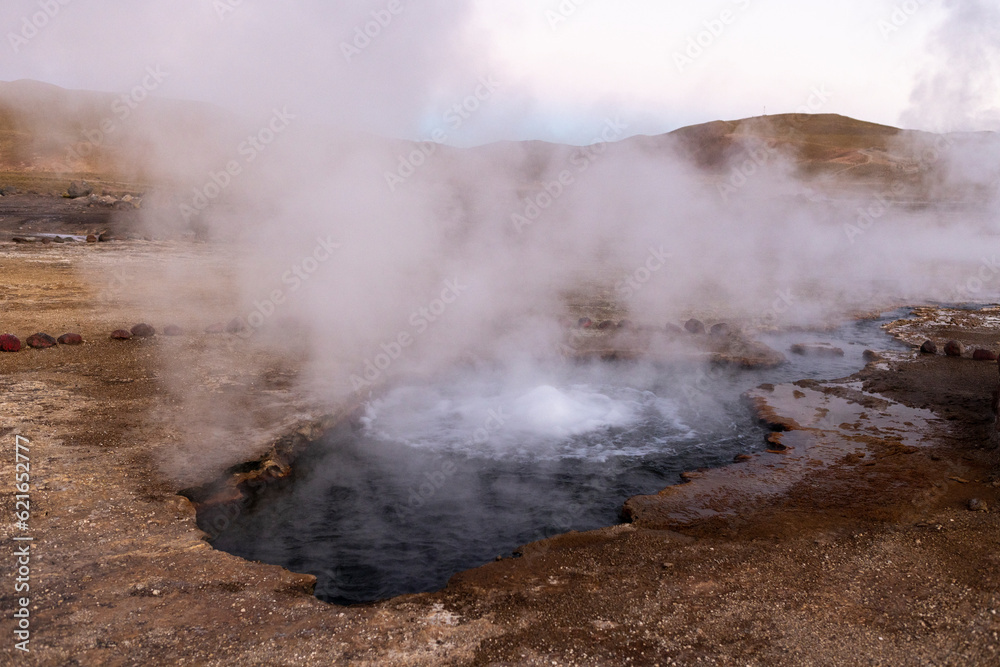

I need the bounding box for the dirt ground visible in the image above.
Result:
[1,195,999,666]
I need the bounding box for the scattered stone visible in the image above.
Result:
[110,329,133,340]
[790,343,845,357]
[86,235,98,243]
[130,323,156,338]
[973,349,998,362]
[57,333,84,345]
[98,232,115,242]
[920,340,938,355]
[968,498,988,512]
[710,323,732,337]
[205,323,226,334]
[12,237,35,244]
[225,318,247,334]
[163,325,184,336]
[684,319,706,334]
[617,319,633,330]
[65,180,93,198]
[0,186,18,196]
[0,334,22,352]
[577,317,592,329]
[596,320,614,330]
[26,333,57,349]
[944,340,964,357]
[733,454,753,463]
[863,350,882,362]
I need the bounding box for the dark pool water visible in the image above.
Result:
[211,311,911,605]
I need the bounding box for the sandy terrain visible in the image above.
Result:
[0,195,998,666]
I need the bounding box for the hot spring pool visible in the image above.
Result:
[211,311,911,604]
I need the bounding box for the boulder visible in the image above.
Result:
[26,333,57,349]
[86,235,98,243]
[0,334,22,352]
[944,340,964,357]
[110,329,133,340]
[130,323,156,338]
[596,320,615,330]
[790,343,845,357]
[709,323,732,337]
[66,181,93,198]
[162,325,184,336]
[57,333,84,345]
[973,349,998,362]
[684,319,706,334]
[920,340,938,355]
[577,318,592,329]
[968,498,988,512]
[225,318,247,334]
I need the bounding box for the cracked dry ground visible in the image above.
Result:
[0,241,999,666]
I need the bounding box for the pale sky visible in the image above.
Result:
[0,0,997,144]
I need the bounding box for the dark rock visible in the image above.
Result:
[205,323,226,334]
[98,232,114,242]
[0,186,18,196]
[57,333,84,345]
[944,340,964,357]
[0,334,22,352]
[86,235,98,243]
[920,340,938,355]
[130,323,156,338]
[66,180,93,198]
[973,349,998,362]
[163,325,184,336]
[26,333,57,349]
[863,350,882,362]
[617,319,633,330]
[684,319,706,334]
[733,454,753,463]
[596,320,614,330]
[968,498,988,512]
[110,329,133,340]
[225,318,247,334]
[577,317,592,329]
[709,323,732,337]
[790,343,845,357]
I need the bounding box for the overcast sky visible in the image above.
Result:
[1,0,997,144]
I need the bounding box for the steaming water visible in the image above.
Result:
[212,311,910,605]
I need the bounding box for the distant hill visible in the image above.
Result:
[0,80,995,199]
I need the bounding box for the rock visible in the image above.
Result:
[710,323,732,337]
[944,340,964,357]
[205,323,226,334]
[596,320,615,330]
[664,323,684,336]
[66,181,93,198]
[57,333,83,345]
[162,325,184,336]
[920,340,938,355]
[617,319,633,330]
[790,343,845,357]
[225,318,247,334]
[684,319,706,334]
[98,232,114,242]
[577,318,592,329]
[130,323,156,338]
[0,334,22,352]
[0,186,18,196]
[968,498,988,512]
[26,333,57,349]
[86,235,98,243]
[973,349,998,362]
[733,454,753,463]
[110,329,133,340]
[863,350,882,362]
